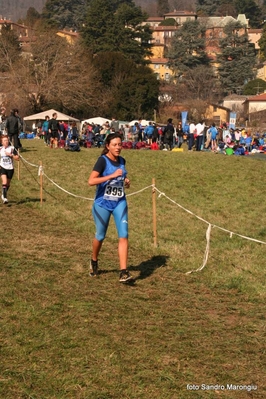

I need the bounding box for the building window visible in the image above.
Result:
[154,64,160,69]
[165,73,170,80]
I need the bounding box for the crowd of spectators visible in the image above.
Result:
[4,111,265,157]
[80,119,266,155]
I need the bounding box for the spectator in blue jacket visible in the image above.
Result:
[144,122,154,144]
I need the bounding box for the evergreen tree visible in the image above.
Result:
[258,22,266,60]
[92,52,159,120]
[216,2,237,17]
[41,0,87,30]
[243,78,266,95]
[25,7,40,27]
[196,0,220,16]
[157,0,169,17]
[234,0,262,28]
[81,0,152,65]
[217,21,256,95]
[167,20,209,73]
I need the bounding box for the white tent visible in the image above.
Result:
[82,117,112,126]
[23,109,80,122]
[129,119,154,127]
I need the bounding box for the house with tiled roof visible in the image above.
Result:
[223,95,248,114]
[145,17,164,29]
[199,14,249,64]
[57,30,79,45]
[248,29,263,52]
[149,57,172,81]
[244,92,266,114]
[0,18,36,50]
[144,10,197,81]
[163,10,197,25]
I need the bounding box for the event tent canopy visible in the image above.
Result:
[23,109,80,122]
[82,117,112,126]
[129,119,155,127]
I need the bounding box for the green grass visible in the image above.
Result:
[0,139,265,398]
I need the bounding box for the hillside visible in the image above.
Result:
[0,0,196,22]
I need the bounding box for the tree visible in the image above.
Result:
[81,0,152,65]
[182,65,219,101]
[41,0,87,30]
[92,52,159,120]
[196,0,220,15]
[159,18,176,26]
[217,21,256,95]
[243,78,266,95]
[0,25,21,73]
[167,20,209,74]
[258,23,266,60]
[157,0,169,17]
[234,0,262,28]
[10,32,101,116]
[25,7,40,27]
[216,2,237,17]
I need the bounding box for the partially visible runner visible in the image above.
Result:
[88,133,133,283]
[0,136,19,203]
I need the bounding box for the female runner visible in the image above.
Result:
[88,133,132,282]
[0,136,19,203]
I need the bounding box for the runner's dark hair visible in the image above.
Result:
[101,132,122,155]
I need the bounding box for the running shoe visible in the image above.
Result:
[1,195,8,204]
[89,259,99,276]
[119,270,133,283]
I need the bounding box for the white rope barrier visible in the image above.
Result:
[186,223,212,275]
[43,172,95,201]
[19,153,153,201]
[154,187,266,274]
[127,185,153,197]
[19,153,39,168]
[38,165,43,176]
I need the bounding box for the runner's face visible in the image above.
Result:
[2,137,9,148]
[107,138,122,157]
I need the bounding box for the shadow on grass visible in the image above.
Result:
[19,147,37,152]
[15,197,45,205]
[129,255,169,281]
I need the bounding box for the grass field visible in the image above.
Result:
[0,139,265,399]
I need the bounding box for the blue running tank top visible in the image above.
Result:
[94,155,127,211]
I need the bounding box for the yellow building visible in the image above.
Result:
[57,30,79,45]
[149,58,172,81]
[205,104,231,125]
[147,25,178,81]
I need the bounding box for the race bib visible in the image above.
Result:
[2,155,12,166]
[103,182,124,201]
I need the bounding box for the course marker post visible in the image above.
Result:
[17,149,20,180]
[39,161,43,205]
[152,178,157,247]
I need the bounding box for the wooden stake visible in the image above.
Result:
[17,149,20,180]
[40,161,43,205]
[152,178,157,247]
